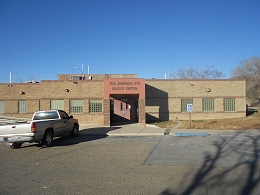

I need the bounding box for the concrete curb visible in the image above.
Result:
[107,133,164,136]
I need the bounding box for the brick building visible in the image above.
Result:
[0,74,246,126]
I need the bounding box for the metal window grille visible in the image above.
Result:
[18,101,26,113]
[0,101,5,113]
[202,99,214,112]
[70,100,83,113]
[50,100,64,110]
[181,99,193,112]
[224,98,236,111]
[89,100,102,113]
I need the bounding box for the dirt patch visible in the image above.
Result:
[149,120,177,128]
[151,113,260,130]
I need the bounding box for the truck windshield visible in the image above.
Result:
[33,111,59,120]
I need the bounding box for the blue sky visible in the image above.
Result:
[0,0,260,82]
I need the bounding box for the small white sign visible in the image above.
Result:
[187,104,193,112]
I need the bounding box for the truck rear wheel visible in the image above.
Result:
[10,142,22,149]
[41,131,54,147]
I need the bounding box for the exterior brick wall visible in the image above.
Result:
[145,79,246,121]
[58,74,137,81]
[103,99,110,126]
[138,99,146,125]
[0,75,246,125]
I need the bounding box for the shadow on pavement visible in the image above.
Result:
[41,126,121,147]
[160,130,260,195]
[21,127,121,148]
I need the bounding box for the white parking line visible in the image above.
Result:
[219,133,260,165]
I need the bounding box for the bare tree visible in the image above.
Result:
[28,74,36,82]
[169,65,224,79]
[16,78,23,83]
[232,56,260,100]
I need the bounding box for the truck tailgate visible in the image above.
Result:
[0,122,32,135]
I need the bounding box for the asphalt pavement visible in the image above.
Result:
[1,122,260,194]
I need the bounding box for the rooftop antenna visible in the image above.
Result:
[67,64,78,74]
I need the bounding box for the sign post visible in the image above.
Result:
[187,104,193,129]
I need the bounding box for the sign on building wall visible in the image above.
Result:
[187,104,193,112]
[104,78,145,98]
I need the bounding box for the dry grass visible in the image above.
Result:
[151,112,260,130]
[150,120,177,128]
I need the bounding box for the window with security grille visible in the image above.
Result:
[0,101,5,113]
[181,99,193,112]
[70,100,83,113]
[89,100,102,113]
[202,99,214,112]
[224,98,235,111]
[18,101,26,113]
[50,100,64,110]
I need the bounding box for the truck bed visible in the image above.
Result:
[0,122,29,126]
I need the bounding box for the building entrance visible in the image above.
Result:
[104,78,145,126]
[110,95,138,123]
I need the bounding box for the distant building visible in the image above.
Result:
[0,73,246,126]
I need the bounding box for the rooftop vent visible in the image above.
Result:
[70,76,86,80]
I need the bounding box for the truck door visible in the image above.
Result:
[59,111,74,133]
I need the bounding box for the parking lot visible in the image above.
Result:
[1,127,260,195]
[144,133,260,167]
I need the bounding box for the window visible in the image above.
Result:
[18,101,26,113]
[0,101,5,113]
[202,99,214,112]
[33,111,59,120]
[70,100,83,113]
[181,99,193,112]
[89,100,102,113]
[50,100,64,110]
[224,98,235,111]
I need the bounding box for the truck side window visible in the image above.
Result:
[60,111,69,119]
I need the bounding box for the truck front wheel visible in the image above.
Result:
[41,131,54,147]
[70,125,79,137]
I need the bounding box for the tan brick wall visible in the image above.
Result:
[139,99,146,125]
[58,74,137,80]
[77,114,104,125]
[0,81,104,124]
[103,99,110,126]
[145,79,246,121]
[0,77,246,124]
[146,79,245,98]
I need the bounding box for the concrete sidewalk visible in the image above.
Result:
[79,123,251,136]
[80,123,165,136]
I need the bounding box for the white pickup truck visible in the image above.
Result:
[0,110,79,149]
